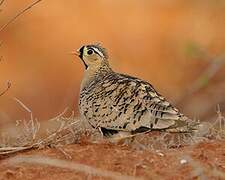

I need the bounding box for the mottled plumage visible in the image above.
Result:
[76,43,198,138]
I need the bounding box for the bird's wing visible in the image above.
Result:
[139,84,186,130]
[88,73,194,132]
[116,74,185,131]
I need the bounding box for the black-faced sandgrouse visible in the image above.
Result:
[75,43,199,138]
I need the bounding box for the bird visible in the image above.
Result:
[75,43,199,139]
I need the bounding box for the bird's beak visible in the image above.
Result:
[69,49,80,56]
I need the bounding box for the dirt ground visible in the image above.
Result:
[0,139,224,180]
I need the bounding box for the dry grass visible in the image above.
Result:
[0,96,224,155]
[0,0,224,157]
[0,105,224,155]
[0,98,92,155]
[205,105,225,139]
[0,102,224,180]
[131,105,225,150]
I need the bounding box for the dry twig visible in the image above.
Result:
[0,0,44,33]
[8,155,143,180]
[0,81,11,97]
[0,146,34,155]
[13,97,40,141]
[0,0,5,7]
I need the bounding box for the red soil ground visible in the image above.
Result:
[0,139,224,180]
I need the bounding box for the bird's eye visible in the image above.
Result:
[87,49,93,55]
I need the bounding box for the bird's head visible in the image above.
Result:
[75,43,109,70]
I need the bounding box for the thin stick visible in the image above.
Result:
[0,146,33,155]
[13,97,32,113]
[49,107,69,121]
[0,0,43,33]
[0,0,5,6]
[8,155,143,180]
[0,81,11,96]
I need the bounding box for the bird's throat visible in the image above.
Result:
[81,63,111,90]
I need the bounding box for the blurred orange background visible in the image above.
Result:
[0,0,225,126]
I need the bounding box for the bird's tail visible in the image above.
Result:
[165,116,200,133]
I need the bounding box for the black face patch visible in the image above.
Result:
[78,46,88,69]
[78,46,84,59]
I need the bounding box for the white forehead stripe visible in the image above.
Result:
[92,47,104,57]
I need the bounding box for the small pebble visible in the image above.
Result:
[180,159,188,164]
[156,150,164,157]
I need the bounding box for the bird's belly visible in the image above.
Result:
[79,94,150,131]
